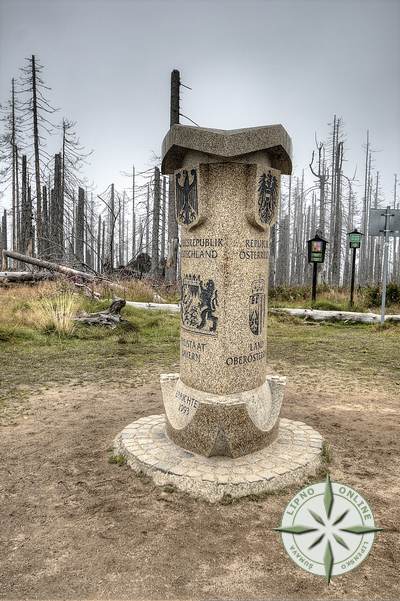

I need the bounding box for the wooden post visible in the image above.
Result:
[170,69,180,127]
[312,263,318,302]
[166,69,181,285]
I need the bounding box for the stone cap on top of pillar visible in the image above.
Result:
[161,124,292,175]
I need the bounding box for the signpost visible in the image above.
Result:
[307,233,327,302]
[368,206,400,324]
[347,229,363,307]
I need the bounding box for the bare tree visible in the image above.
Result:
[131,164,136,260]
[61,118,92,261]
[309,139,329,235]
[19,55,57,256]
[0,78,24,259]
[331,141,344,286]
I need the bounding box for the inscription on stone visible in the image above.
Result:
[181,337,207,363]
[239,239,268,260]
[176,389,199,415]
[226,340,265,366]
[181,274,218,335]
[181,237,223,259]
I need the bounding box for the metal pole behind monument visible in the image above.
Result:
[380,206,390,324]
[312,263,318,302]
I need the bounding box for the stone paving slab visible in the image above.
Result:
[114,416,323,503]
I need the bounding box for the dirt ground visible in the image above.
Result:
[1,347,399,601]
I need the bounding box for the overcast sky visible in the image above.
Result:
[1,0,399,207]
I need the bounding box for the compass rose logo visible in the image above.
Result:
[275,475,382,582]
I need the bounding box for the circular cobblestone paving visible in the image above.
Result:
[114,415,323,502]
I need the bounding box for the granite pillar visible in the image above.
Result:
[160,125,292,457]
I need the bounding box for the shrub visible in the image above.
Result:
[363,282,400,307]
[387,282,400,305]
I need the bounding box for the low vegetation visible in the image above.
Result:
[0,282,398,419]
[0,283,180,412]
[269,281,400,313]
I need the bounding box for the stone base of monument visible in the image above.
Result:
[114,415,323,503]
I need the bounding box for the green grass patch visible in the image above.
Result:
[108,454,127,466]
[1,286,399,418]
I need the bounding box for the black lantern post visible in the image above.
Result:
[348,229,363,307]
[307,232,328,302]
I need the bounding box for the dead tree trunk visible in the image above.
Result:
[309,142,329,236]
[331,142,344,286]
[0,271,56,283]
[276,213,289,286]
[15,146,20,254]
[51,153,63,260]
[145,183,150,254]
[42,185,49,258]
[108,183,115,271]
[96,215,101,273]
[360,131,370,285]
[11,78,16,257]
[166,176,178,285]
[74,298,126,327]
[75,187,85,264]
[2,249,124,293]
[20,155,33,256]
[151,166,161,274]
[31,55,43,257]
[0,210,7,267]
[161,175,166,264]
[101,219,105,273]
[131,164,136,260]
[166,69,180,285]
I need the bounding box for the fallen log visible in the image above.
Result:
[1,249,124,292]
[269,307,400,324]
[74,298,126,327]
[125,300,180,313]
[0,270,57,283]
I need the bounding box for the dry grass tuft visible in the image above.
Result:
[0,283,79,336]
[32,292,78,336]
[98,279,156,303]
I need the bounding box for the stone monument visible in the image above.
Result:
[115,124,323,502]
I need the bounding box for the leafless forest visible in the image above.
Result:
[0,59,399,289]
